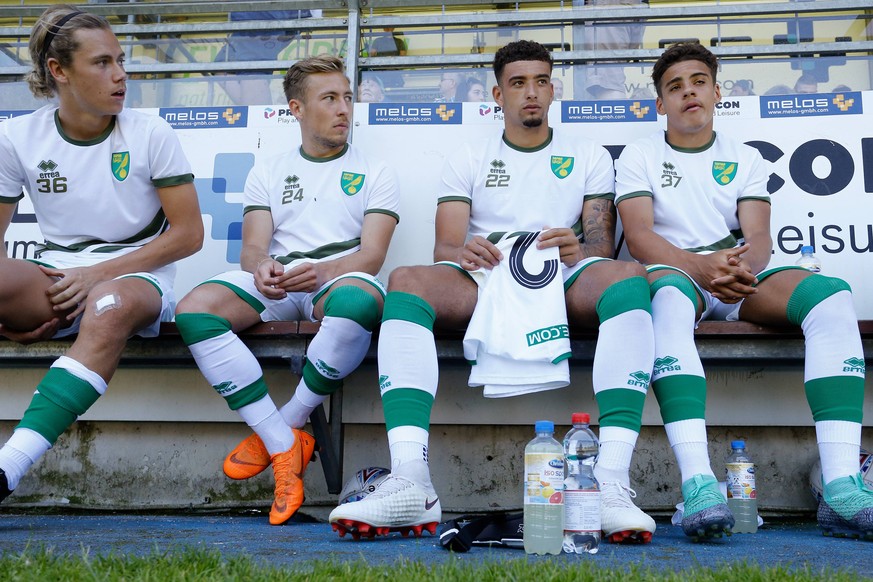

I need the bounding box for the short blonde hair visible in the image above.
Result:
[283,55,346,102]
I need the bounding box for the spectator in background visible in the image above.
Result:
[216,10,318,105]
[551,77,565,100]
[794,73,819,94]
[728,79,755,96]
[456,77,487,102]
[358,76,385,103]
[764,84,792,96]
[574,0,648,100]
[434,71,463,102]
[832,84,852,93]
[367,28,407,57]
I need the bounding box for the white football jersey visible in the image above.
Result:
[0,105,193,255]
[615,131,770,253]
[243,144,399,263]
[438,128,615,241]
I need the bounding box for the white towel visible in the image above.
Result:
[463,232,571,398]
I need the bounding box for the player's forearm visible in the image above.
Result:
[316,246,388,280]
[625,228,701,274]
[742,233,773,275]
[90,224,203,280]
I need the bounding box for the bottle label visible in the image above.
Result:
[524,453,564,505]
[563,489,600,532]
[726,462,756,499]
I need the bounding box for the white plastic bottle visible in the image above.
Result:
[725,440,758,533]
[523,420,564,555]
[562,412,601,554]
[795,245,822,273]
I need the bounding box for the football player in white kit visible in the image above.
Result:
[616,42,871,541]
[0,5,202,505]
[330,40,659,544]
[174,55,399,525]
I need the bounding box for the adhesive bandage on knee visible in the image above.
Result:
[93,293,122,316]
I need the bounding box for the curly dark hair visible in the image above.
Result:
[652,42,718,97]
[493,40,552,86]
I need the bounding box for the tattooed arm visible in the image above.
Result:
[536,197,616,267]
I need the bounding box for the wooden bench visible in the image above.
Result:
[2,320,872,495]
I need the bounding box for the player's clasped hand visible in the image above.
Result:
[39,264,103,320]
[460,236,502,271]
[0,319,61,345]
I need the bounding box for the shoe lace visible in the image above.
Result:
[684,477,723,515]
[272,453,294,490]
[601,482,638,508]
[827,474,873,515]
[367,475,415,500]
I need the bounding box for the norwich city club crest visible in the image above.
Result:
[341,172,365,196]
[550,156,574,179]
[712,161,737,185]
[112,151,130,181]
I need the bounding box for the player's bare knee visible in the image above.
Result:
[387,265,428,294]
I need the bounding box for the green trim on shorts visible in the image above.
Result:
[805,376,865,423]
[205,280,266,314]
[117,273,163,297]
[563,257,610,292]
[652,375,707,423]
[223,377,270,411]
[595,276,652,322]
[438,261,476,281]
[595,388,647,432]
[684,233,738,254]
[552,352,572,364]
[312,275,386,306]
[383,387,434,431]
[786,275,852,326]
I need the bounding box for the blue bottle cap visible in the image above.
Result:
[801,245,814,253]
[535,420,554,433]
[731,440,746,449]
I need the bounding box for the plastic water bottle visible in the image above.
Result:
[725,440,758,533]
[562,412,601,554]
[523,420,564,555]
[795,245,821,273]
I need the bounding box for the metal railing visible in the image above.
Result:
[0,0,870,106]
